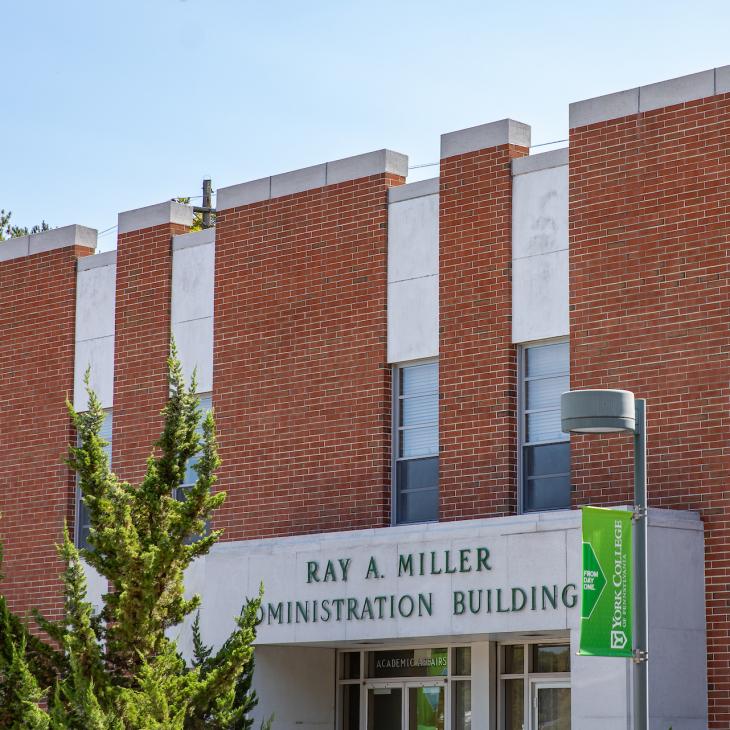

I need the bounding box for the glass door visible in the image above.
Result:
[530,680,570,730]
[406,682,445,730]
[367,685,403,730]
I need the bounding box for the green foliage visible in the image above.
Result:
[0,209,51,240]
[189,601,272,730]
[0,546,52,729]
[0,346,267,728]
[0,211,10,240]
[0,634,49,730]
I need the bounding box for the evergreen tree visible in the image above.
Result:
[190,608,273,730]
[0,636,49,730]
[0,209,51,240]
[0,346,268,728]
[0,546,53,730]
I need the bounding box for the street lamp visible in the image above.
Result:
[561,389,648,730]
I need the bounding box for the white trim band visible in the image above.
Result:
[217,149,409,211]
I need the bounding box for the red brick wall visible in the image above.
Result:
[569,94,730,727]
[0,244,93,619]
[112,222,189,483]
[213,172,403,540]
[439,142,528,520]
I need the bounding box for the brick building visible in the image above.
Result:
[1,64,728,728]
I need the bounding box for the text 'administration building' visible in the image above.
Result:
[1,64,728,729]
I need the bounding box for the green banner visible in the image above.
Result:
[579,506,633,657]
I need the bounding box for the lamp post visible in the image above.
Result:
[561,389,648,730]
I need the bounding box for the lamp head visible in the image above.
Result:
[561,389,636,434]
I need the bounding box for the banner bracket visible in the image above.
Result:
[632,505,647,522]
[632,649,649,664]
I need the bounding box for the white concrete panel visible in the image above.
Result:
[388,194,439,282]
[650,628,707,723]
[388,177,438,203]
[326,149,408,186]
[218,150,408,209]
[81,559,107,615]
[512,250,569,343]
[171,557,211,660]
[648,721,708,730]
[0,235,30,261]
[470,641,492,730]
[512,164,568,259]
[76,263,116,341]
[251,646,335,730]
[172,317,213,393]
[570,87,639,128]
[192,511,584,648]
[491,529,571,633]
[441,119,531,158]
[217,176,271,210]
[29,224,97,255]
[172,227,215,252]
[570,628,631,727]
[570,64,725,128]
[512,148,568,176]
[118,200,193,234]
[565,527,582,630]
[175,550,259,661]
[171,243,215,322]
[647,516,707,727]
[575,720,631,730]
[639,69,714,113]
[649,521,706,631]
[387,276,438,363]
[271,164,327,198]
[717,64,730,94]
[74,336,114,410]
[1,226,97,262]
[77,250,116,271]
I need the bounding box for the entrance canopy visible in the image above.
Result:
[181,508,705,729]
[193,510,586,648]
[186,508,701,649]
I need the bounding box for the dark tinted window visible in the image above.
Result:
[76,410,112,549]
[395,363,439,524]
[521,343,571,512]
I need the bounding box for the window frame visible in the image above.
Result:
[497,638,571,730]
[174,391,213,503]
[391,357,439,527]
[74,408,113,550]
[335,644,472,730]
[517,339,571,514]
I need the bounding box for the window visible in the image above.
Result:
[338,652,362,730]
[174,393,213,504]
[451,646,472,730]
[499,642,571,730]
[393,362,439,525]
[75,409,112,550]
[74,395,211,549]
[519,342,571,512]
[336,645,471,730]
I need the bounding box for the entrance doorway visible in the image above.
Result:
[499,641,571,730]
[338,646,470,730]
[366,681,445,730]
[530,680,570,730]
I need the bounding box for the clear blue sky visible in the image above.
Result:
[2,0,729,251]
